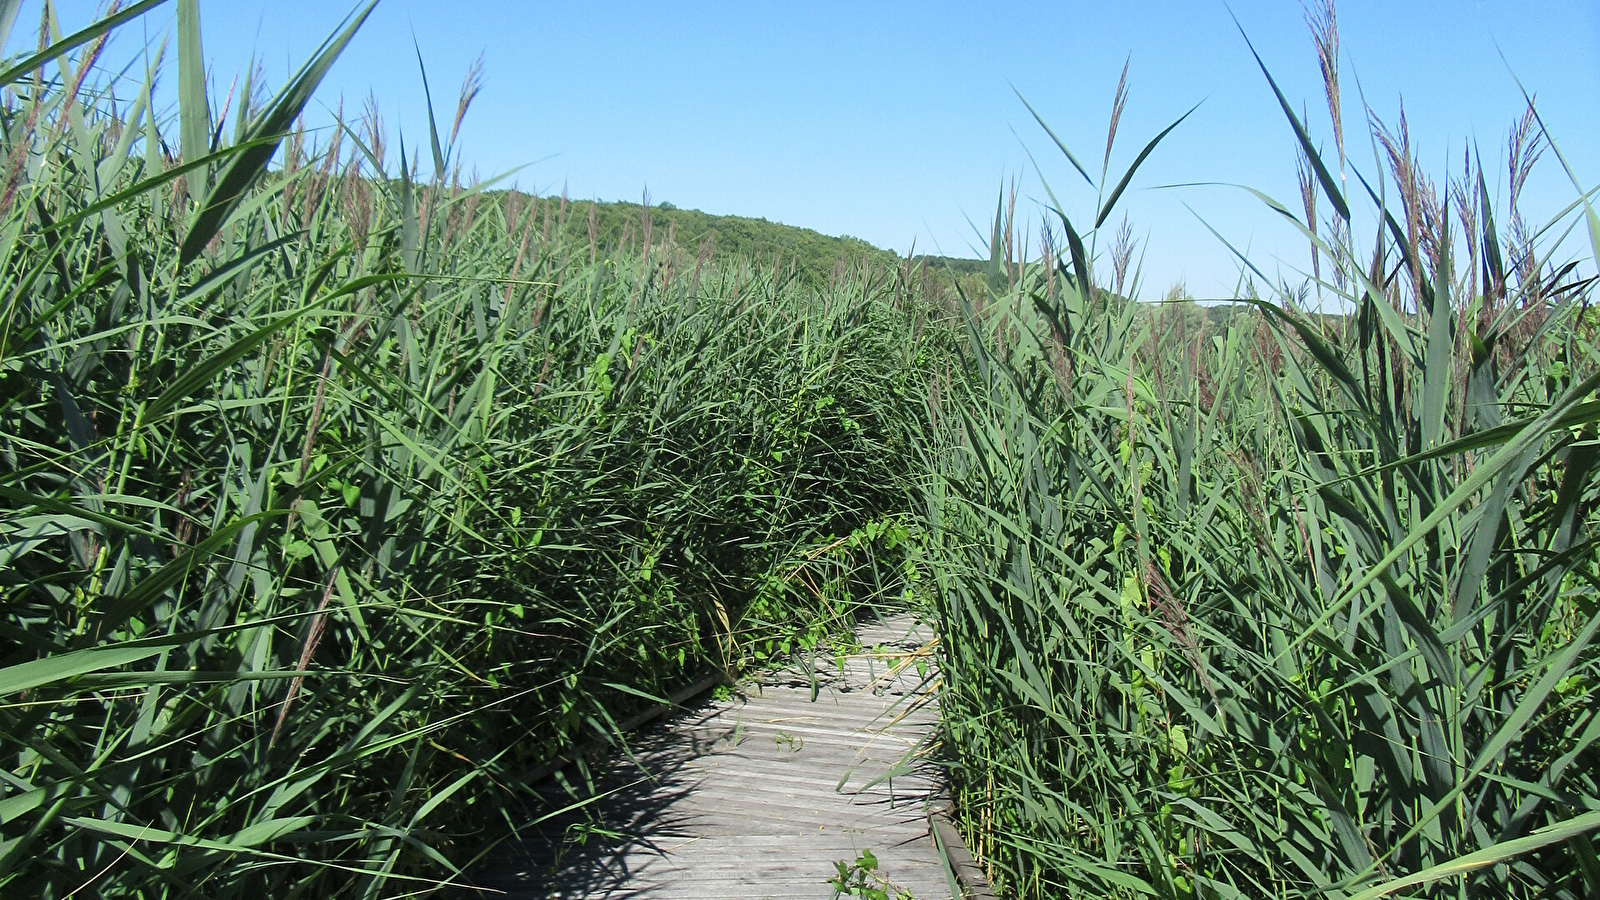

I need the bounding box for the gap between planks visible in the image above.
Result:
[472,612,953,899]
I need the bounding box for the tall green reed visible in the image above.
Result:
[0,4,943,896]
[926,10,1600,897]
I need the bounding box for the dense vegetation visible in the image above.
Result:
[0,3,941,896]
[927,10,1600,898]
[2,3,1598,899]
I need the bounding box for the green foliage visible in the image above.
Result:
[926,42,1600,900]
[830,849,916,900]
[0,7,944,897]
[7,5,1596,900]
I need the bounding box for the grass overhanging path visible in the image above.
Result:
[474,612,950,899]
[7,3,1599,896]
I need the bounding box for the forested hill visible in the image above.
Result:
[489,191,985,284]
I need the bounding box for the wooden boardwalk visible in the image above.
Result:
[478,614,950,899]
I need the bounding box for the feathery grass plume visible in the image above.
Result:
[451,51,484,147]
[208,71,238,145]
[1111,213,1135,297]
[281,114,304,216]
[56,0,118,120]
[1104,56,1129,173]
[1305,0,1343,171]
[1296,105,1321,283]
[1373,103,1444,304]
[1002,178,1019,283]
[360,88,384,170]
[1451,147,1481,302]
[1507,96,1545,288]
[300,97,342,228]
[0,9,47,217]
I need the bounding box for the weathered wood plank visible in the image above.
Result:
[474,613,949,899]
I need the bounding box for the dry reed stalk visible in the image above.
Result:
[1144,560,1214,699]
[587,201,599,262]
[269,565,341,751]
[640,190,654,267]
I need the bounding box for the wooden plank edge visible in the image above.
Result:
[928,799,998,900]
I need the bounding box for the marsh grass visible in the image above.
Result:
[926,11,1600,898]
[0,4,942,895]
[7,3,1599,898]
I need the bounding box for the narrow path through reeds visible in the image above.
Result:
[478,613,948,899]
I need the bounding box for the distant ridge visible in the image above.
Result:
[491,191,984,285]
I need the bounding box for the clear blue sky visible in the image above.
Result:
[21,1,1600,299]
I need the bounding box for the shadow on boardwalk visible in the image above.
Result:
[470,614,948,900]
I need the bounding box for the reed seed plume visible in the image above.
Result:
[0,10,48,217]
[1451,147,1481,302]
[588,199,599,261]
[268,566,341,751]
[0,79,41,217]
[1111,214,1136,297]
[1507,96,1545,286]
[1508,97,1545,214]
[451,52,485,147]
[211,72,239,145]
[303,99,344,229]
[1373,103,1443,299]
[360,90,385,172]
[1305,0,1343,170]
[1144,560,1214,700]
[1104,57,1130,173]
[1296,105,1321,283]
[58,0,119,119]
[246,59,268,121]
